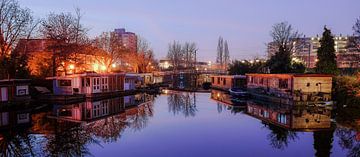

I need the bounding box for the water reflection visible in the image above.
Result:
[167,91,197,117]
[0,106,36,156]
[1,90,360,156]
[0,93,155,156]
[210,89,246,114]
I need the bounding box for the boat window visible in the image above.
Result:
[58,80,71,87]
[279,79,288,89]
[217,78,220,84]
[223,79,226,85]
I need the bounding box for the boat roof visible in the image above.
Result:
[245,73,333,78]
[46,72,126,80]
[211,75,246,78]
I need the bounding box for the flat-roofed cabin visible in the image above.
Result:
[246,74,333,101]
[210,75,247,91]
[47,73,125,96]
[0,79,31,104]
[124,74,141,91]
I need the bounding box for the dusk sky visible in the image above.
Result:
[18,0,360,62]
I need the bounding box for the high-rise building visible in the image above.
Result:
[267,35,360,69]
[113,28,137,52]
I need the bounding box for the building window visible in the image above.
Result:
[279,79,288,89]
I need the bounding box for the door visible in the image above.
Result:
[0,87,8,102]
[93,77,101,93]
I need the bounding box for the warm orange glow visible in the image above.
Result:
[93,63,99,71]
[101,65,107,71]
[112,63,116,68]
[69,64,75,70]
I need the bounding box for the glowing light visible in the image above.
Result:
[217,93,220,97]
[69,64,75,70]
[111,63,116,68]
[241,60,245,63]
[204,68,207,71]
[93,64,99,71]
[250,60,254,64]
[315,59,319,62]
[163,61,170,69]
[196,68,199,71]
[101,65,107,71]
[163,89,169,94]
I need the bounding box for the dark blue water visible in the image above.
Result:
[0,91,359,157]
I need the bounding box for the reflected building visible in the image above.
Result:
[246,100,332,131]
[0,110,31,129]
[51,94,154,123]
[210,89,246,114]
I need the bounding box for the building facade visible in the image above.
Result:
[267,35,360,69]
[113,28,137,52]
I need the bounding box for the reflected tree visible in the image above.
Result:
[45,121,99,157]
[313,129,334,157]
[336,128,360,157]
[0,130,37,157]
[85,115,127,143]
[127,102,154,131]
[265,123,298,150]
[167,92,197,117]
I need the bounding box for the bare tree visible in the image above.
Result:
[216,36,224,65]
[350,17,360,51]
[40,8,89,76]
[125,36,155,73]
[268,22,303,73]
[224,40,230,69]
[270,22,302,53]
[0,0,34,57]
[167,41,183,71]
[92,31,127,71]
[182,42,197,68]
[40,8,88,44]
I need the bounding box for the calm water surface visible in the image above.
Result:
[1,91,360,157]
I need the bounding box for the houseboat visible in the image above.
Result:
[246,74,333,103]
[125,74,141,90]
[47,72,127,99]
[137,73,154,86]
[210,75,248,97]
[0,79,31,104]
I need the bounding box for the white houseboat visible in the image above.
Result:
[47,73,126,98]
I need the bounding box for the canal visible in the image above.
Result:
[0,90,360,157]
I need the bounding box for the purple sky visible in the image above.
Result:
[18,0,360,61]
